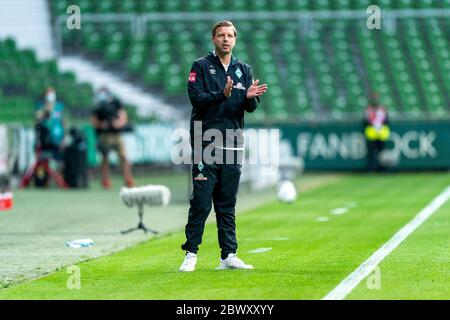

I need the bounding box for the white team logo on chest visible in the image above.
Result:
[233,82,246,90]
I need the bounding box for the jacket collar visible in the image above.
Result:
[206,50,237,68]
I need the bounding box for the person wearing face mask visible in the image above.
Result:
[91,87,134,189]
[35,87,66,164]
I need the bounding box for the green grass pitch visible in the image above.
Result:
[0,173,449,299]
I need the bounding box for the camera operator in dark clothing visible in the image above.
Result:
[91,87,134,189]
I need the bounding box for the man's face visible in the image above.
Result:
[212,26,236,55]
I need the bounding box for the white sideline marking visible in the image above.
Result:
[330,208,348,215]
[316,216,330,222]
[249,247,272,254]
[323,185,450,300]
[241,237,289,242]
[346,202,358,208]
[271,237,289,241]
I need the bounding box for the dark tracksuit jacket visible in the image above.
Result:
[181,52,260,258]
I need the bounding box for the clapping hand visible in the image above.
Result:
[223,76,234,98]
[246,79,268,99]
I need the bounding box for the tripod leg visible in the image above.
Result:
[139,204,157,234]
[143,226,159,234]
[46,163,69,189]
[121,227,140,234]
[121,204,159,235]
[20,162,37,188]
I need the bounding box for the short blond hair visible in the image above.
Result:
[211,20,237,37]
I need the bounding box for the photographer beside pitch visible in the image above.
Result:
[179,21,268,272]
[91,87,134,189]
[34,87,66,175]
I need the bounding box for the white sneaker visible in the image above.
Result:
[216,253,254,270]
[179,252,197,272]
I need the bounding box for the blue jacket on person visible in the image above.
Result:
[35,101,65,146]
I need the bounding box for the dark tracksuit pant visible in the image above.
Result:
[367,139,385,172]
[181,152,242,259]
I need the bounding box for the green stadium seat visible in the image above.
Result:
[117,0,138,13]
[332,0,351,10]
[37,1,450,122]
[313,0,330,10]
[77,0,94,13]
[414,0,433,8]
[291,0,309,10]
[0,38,95,121]
[141,1,159,12]
[270,0,290,11]
[51,0,68,15]
[95,0,114,13]
[144,64,161,85]
[186,0,203,12]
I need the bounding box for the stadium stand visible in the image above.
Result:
[0,37,94,123]
[2,1,449,123]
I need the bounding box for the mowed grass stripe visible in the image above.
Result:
[0,174,447,299]
[347,199,450,300]
[324,184,450,300]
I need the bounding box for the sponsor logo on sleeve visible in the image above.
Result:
[189,71,197,82]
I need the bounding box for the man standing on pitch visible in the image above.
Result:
[179,21,268,272]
